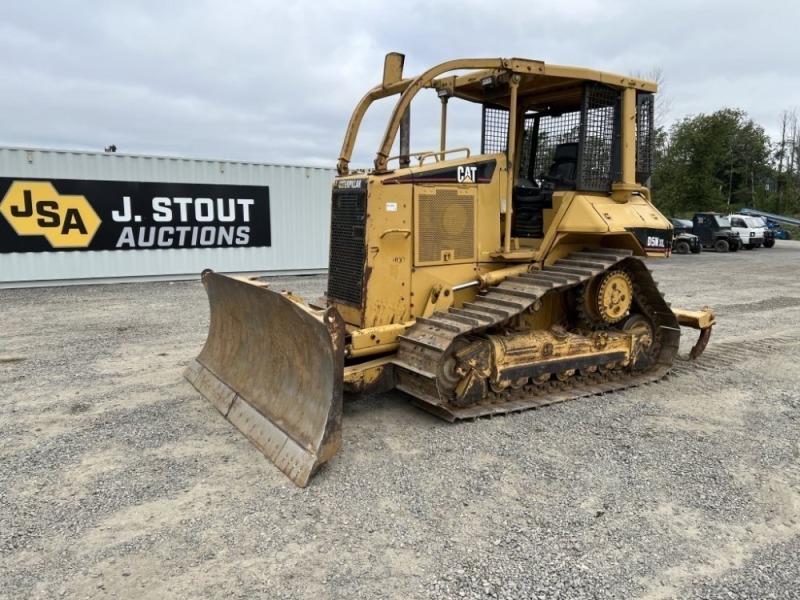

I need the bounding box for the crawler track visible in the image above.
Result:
[393,249,681,421]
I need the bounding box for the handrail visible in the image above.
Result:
[336,78,415,175]
[379,229,412,239]
[385,147,471,168]
[374,59,506,172]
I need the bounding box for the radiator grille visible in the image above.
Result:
[417,189,475,264]
[327,187,367,306]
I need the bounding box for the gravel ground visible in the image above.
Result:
[1,243,799,600]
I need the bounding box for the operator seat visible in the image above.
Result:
[545,142,578,190]
[511,142,578,238]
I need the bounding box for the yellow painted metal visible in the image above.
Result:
[382,52,405,87]
[593,270,635,324]
[188,53,715,489]
[674,308,716,329]
[477,264,531,289]
[485,327,636,391]
[618,87,637,186]
[356,180,414,328]
[518,293,564,331]
[347,322,411,358]
[673,307,716,359]
[439,97,448,153]
[327,150,510,330]
[504,76,520,254]
[374,59,506,171]
[421,285,455,318]
[337,79,415,175]
[337,55,658,175]
[343,356,395,393]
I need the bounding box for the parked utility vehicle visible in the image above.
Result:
[728,214,766,249]
[738,208,794,240]
[669,218,693,236]
[672,232,702,254]
[691,213,741,252]
[756,217,777,247]
[731,214,776,247]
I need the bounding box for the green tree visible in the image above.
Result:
[651,108,771,215]
[770,109,799,215]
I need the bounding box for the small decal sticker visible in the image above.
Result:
[457,165,477,183]
[337,179,364,189]
[386,202,398,212]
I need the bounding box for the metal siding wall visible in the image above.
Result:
[0,148,334,286]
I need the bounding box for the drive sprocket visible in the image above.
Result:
[582,269,633,325]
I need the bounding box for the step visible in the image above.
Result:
[438,311,482,327]
[449,307,496,326]
[495,284,541,300]
[478,293,528,309]
[543,265,595,279]
[554,259,608,271]
[392,360,436,379]
[577,248,633,258]
[415,316,464,333]
[513,272,573,284]
[463,301,513,318]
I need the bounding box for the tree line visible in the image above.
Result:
[649,107,800,218]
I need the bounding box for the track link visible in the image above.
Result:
[393,249,680,421]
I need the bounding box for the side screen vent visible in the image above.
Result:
[416,189,476,265]
[481,105,509,154]
[579,83,620,191]
[636,92,655,183]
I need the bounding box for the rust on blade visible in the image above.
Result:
[184,271,346,487]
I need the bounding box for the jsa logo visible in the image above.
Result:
[0,181,101,248]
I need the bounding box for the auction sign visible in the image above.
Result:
[0,178,270,253]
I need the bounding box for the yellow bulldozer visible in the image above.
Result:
[185,54,715,487]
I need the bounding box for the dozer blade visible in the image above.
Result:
[673,307,716,360]
[184,271,346,487]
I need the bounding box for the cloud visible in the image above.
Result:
[1,0,798,167]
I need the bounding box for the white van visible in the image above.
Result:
[728,214,766,249]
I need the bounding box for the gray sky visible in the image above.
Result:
[2,0,798,168]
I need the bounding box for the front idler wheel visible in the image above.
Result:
[437,339,490,408]
[620,313,656,370]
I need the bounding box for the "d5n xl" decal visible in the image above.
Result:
[0,181,101,248]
